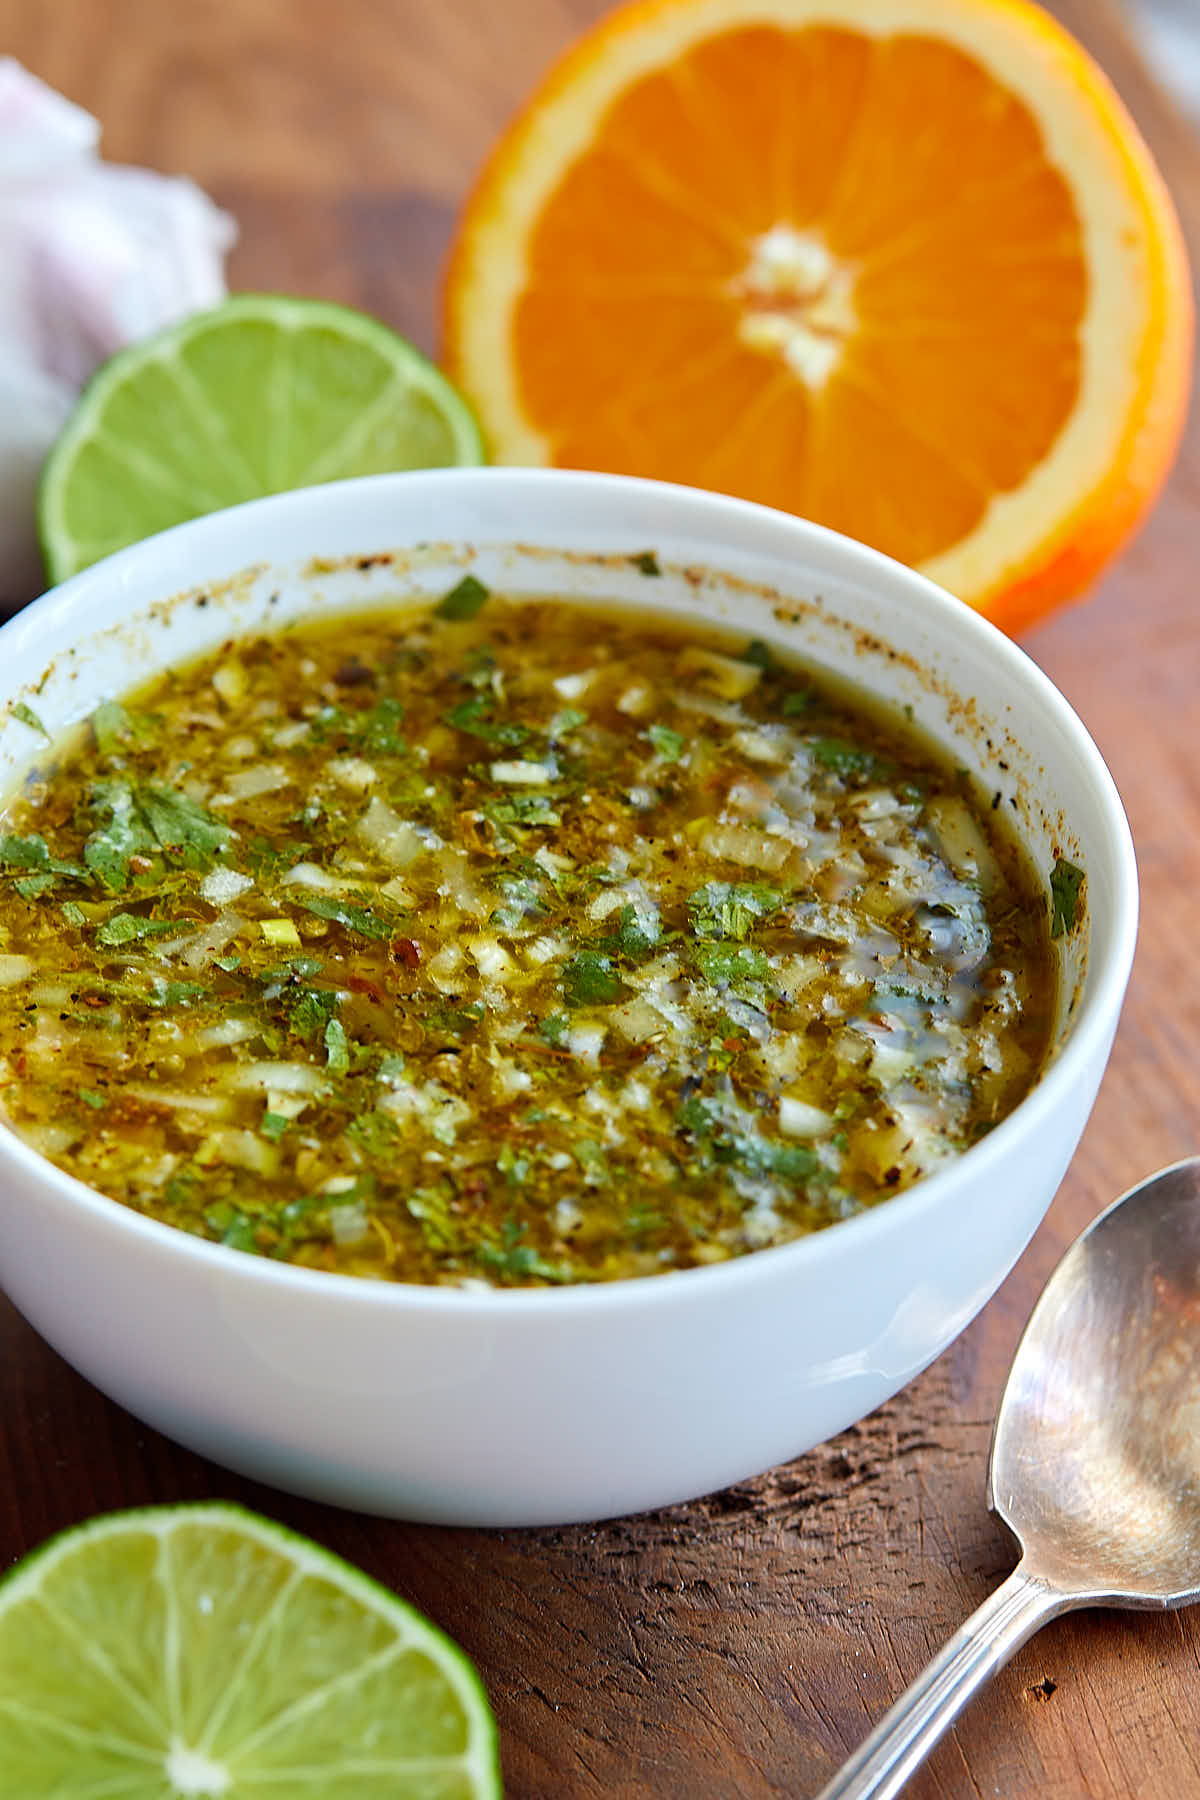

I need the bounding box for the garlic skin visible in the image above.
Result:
[0,59,236,604]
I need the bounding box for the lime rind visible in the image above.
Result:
[38,295,487,586]
[0,1501,502,1797]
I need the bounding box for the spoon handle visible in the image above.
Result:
[814,1566,1067,1800]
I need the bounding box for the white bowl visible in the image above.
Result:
[0,470,1136,1526]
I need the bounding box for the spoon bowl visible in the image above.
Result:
[820,1155,1200,1800]
[991,1156,1200,1606]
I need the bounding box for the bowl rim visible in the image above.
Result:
[0,467,1139,1316]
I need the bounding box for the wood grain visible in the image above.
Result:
[0,2,1197,1794]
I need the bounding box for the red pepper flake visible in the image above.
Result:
[391,936,421,969]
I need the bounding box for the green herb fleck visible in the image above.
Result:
[693,942,770,986]
[646,723,685,763]
[688,881,784,941]
[427,1001,486,1041]
[92,699,161,757]
[810,737,883,778]
[562,949,627,1007]
[138,785,232,863]
[475,1219,572,1284]
[324,1016,350,1076]
[95,911,178,949]
[497,1143,531,1187]
[573,1139,611,1185]
[482,793,561,828]
[308,697,406,755]
[630,551,661,577]
[260,1112,290,1142]
[293,894,393,940]
[489,873,549,931]
[0,834,51,871]
[12,702,49,738]
[1050,857,1085,937]
[538,1013,569,1046]
[444,695,531,748]
[435,574,490,620]
[284,985,342,1040]
[550,707,588,737]
[602,902,660,961]
[78,1088,106,1110]
[677,1095,818,1185]
[407,1187,463,1253]
[346,1108,399,1158]
[14,874,54,899]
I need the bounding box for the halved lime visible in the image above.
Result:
[38,295,486,584]
[0,1502,502,1796]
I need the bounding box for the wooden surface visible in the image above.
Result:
[1,2,1198,1794]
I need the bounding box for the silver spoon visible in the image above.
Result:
[817,1155,1200,1800]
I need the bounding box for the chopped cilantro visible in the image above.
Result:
[810,737,883,778]
[0,834,52,871]
[781,690,811,718]
[601,902,660,961]
[137,785,232,863]
[688,881,784,941]
[497,1143,530,1186]
[324,1016,350,1076]
[742,639,774,669]
[12,702,49,738]
[95,911,178,949]
[475,1219,572,1283]
[407,1187,463,1253]
[630,551,661,576]
[550,707,588,737]
[360,697,406,753]
[284,985,342,1040]
[428,1001,486,1040]
[1050,857,1085,937]
[676,1095,819,1185]
[435,574,490,620]
[573,1139,611,1185]
[693,942,770,986]
[62,901,86,927]
[92,699,160,757]
[293,894,393,940]
[0,834,87,885]
[444,696,531,748]
[78,1087,106,1110]
[84,778,230,891]
[147,979,207,1008]
[14,874,55,899]
[209,1208,262,1256]
[562,949,627,1007]
[482,794,561,828]
[260,1111,290,1142]
[538,1013,569,1046]
[346,1107,399,1157]
[489,874,549,931]
[646,723,685,763]
[308,697,406,755]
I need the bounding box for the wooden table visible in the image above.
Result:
[1,3,1197,1793]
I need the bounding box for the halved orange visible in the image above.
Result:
[442,0,1193,634]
